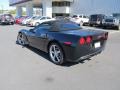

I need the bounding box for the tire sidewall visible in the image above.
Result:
[49,43,65,65]
[17,33,26,46]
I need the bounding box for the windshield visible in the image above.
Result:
[33,16,41,20]
[60,23,82,31]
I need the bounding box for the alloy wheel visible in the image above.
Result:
[49,44,64,65]
[17,33,25,46]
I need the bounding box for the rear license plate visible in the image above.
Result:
[94,42,101,48]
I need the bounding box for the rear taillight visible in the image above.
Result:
[79,37,85,45]
[79,36,92,45]
[86,36,92,44]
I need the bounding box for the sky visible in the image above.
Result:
[0,0,15,10]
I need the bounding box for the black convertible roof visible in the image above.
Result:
[41,20,77,31]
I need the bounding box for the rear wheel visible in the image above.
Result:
[49,43,65,65]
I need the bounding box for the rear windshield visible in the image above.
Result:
[60,23,81,30]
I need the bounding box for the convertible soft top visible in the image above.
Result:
[41,20,80,31]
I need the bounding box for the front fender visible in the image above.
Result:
[18,29,29,35]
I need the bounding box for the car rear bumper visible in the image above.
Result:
[102,23,118,27]
[72,48,102,62]
[63,40,106,62]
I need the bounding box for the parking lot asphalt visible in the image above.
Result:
[0,24,120,90]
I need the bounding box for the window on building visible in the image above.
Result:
[52,1,71,7]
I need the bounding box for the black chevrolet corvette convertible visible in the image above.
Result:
[17,20,108,65]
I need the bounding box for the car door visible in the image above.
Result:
[27,27,38,48]
[28,23,51,51]
[35,27,49,51]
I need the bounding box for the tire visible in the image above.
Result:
[11,22,14,25]
[17,33,27,46]
[117,25,120,30]
[35,22,40,26]
[89,24,93,27]
[49,43,65,65]
[103,26,106,29]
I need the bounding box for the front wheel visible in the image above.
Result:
[49,43,65,65]
[17,33,26,46]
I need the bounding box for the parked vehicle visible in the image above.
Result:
[70,14,89,26]
[17,20,108,65]
[0,14,15,25]
[15,16,28,24]
[27,16,41,26]
[102,16,120,30]
[21,16,36,25]
[112,13,120,19]
[89,14,105,26]
[28,16,55,26]
[15,16,22,24]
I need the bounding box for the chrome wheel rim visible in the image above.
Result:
[49,45,63,63]
[17,34,25,45]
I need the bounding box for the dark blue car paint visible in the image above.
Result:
[18,21,108,62]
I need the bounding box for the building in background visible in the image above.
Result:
[9,0,120,17]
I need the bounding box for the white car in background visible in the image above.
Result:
[102,16,120,30]
[21,16,36,25]
[70,14,89,26]
[29,16,55,26]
